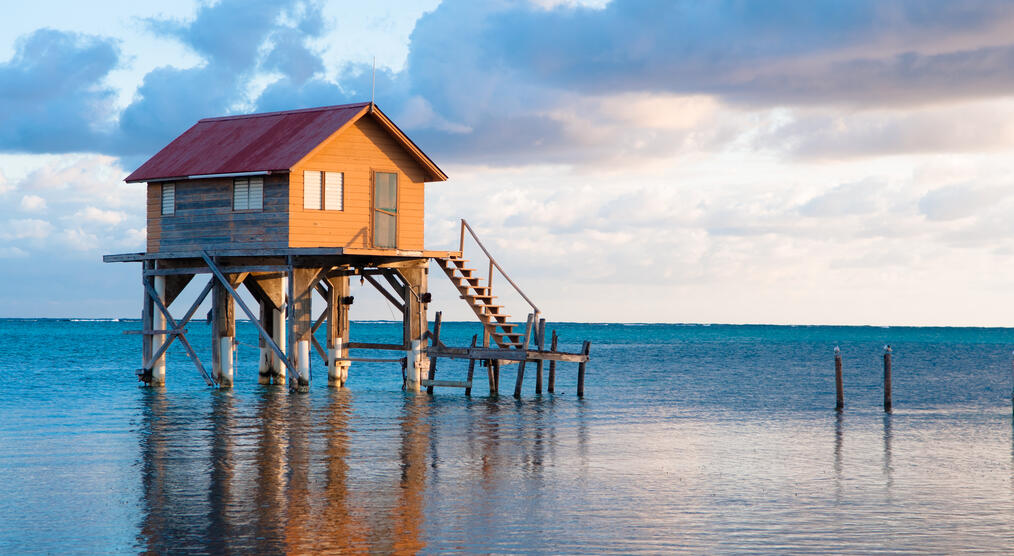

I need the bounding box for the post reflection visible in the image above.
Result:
[135,390,430,553]
[882,413,894,499]
[834,411,843,502]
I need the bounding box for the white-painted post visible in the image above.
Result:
[328,337,341,386]
[273,306,286,382]
[406,339,422,392]
[152,276,167,386]
[220,337,234,387]
[297,339,310,386]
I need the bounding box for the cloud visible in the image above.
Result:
[918,184,1010,221]
[3,218,53,239]
[19,194,46,212]
[0,29,119,154]
[799,179,885,217]
[73,206,126,226]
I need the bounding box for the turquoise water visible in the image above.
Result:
[2,319,1014,553]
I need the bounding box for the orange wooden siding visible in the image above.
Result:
[289,116,428,250]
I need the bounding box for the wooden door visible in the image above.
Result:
[373,172,398,248]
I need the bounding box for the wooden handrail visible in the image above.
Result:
[459,219,541,315]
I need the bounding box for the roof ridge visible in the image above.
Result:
[199,102,372,122]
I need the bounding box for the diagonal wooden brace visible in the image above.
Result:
[203,252,300,390]
[143,276,215,386]
[362,273,405,313]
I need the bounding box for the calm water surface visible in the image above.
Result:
[2,320,1014,553]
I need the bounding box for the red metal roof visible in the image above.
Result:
[125,102,372,182]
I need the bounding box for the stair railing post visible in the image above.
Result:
[459,219,465,253]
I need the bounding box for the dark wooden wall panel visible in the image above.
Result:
[149,174,289,252]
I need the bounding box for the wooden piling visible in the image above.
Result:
[427,312,442,395]
[465,335,477,396]
[492,359,500,395]
[834,346,843,411]
[535,318,546,394]
[577,340,590,397]
[548,330,558,393]
[513,313,536,398]
[152,275,167,385]
[883,345,892,413]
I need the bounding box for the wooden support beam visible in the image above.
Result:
[362,273,405,312]
[146,264,290,276]
[548,330,558,393]
[421,380,470,388]
[514,314,536,398]
[425,346,589,362]
[347,341,407,351]
[535,318,546,394]
[577,340,590,397]
[202,252,298,390]
[399,264,428,392]
[380,268,406,298]
[143,278,214,386]
[427,312,442,395]
[326,273,350,387]
[465,335,477,396]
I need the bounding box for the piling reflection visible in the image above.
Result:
[882,413,894,500]
[134,388,576,553]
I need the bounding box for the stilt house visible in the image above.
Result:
[105,102,589,396]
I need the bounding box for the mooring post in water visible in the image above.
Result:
[577,340,590,397]
[883,345,893,413]
[548,330,558,393]
[535,318,546,394]
[834,346,844,411]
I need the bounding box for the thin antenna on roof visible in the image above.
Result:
[371,56,376,106]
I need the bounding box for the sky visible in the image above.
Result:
[3,0,1014,325]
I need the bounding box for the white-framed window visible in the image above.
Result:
[233,177,263,211]
[161,183,175,216]
[303,170,344,211]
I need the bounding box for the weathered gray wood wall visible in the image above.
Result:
[148,175,289,252]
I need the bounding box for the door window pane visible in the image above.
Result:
[374,212,396,249]
[375,172,397,212]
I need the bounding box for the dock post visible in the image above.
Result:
[327,274,351,387]
[400,263,428,392]
[548,330,558,393]
[513,313,536,398]
[577,340,590,397]
[465,335,478,396]
[535,318,546,394]
[151,275,167,386]
[273,283,286,385]
[211,276,235,387]
[248,274,286,385]
[427,312,442,395]
[290,267,318,390]
[834,346,843,411]
[883,345,893,413]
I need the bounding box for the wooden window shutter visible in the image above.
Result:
[324,172,343,211]
[303,171,322,210]
[161,183,175,215]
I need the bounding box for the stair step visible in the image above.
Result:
[454,267,478,276]
[421,379,471,388]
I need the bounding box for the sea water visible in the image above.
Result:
[2,319,1014,553]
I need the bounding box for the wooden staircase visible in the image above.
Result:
[435,254,524,348]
